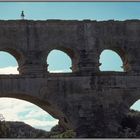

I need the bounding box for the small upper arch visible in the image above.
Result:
[99,47,130,72]
[46,46,79,73]
[0,48,25,75]
[0,47,25,66]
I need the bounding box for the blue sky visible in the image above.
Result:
[0,2,140,131]
[0,2,140,21]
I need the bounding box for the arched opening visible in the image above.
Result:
[130,100,140,112]
[99,49,124,72]
[0,97,58,131]
[0,51,19,74]
[47,49,72,73]
[119,100,140,137]
[0,97,75,138]
[0,97,61,138]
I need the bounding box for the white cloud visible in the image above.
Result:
[49,69,72,73]
[23,109,49,119]
[0,66,72,74]
[25,119,58,128]
[0,66,19,74]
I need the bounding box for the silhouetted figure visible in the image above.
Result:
[21,11,25,20]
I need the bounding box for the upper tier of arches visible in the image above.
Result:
[0,45,131,74]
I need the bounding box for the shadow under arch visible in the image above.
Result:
[129,96,140,110]
[46,46,79,72]
[0,92,72,130]
[122,91,140,110]
[99,47,130,72]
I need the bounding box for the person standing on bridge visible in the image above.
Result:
[21,11,25,20]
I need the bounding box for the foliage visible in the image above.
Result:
[50,129,76,138]
[118,109,140,138]
[0,117,76,138]
[49,124,76,138]
[50,124,65,134]
[0,114,10,138]
[3,109,140,138]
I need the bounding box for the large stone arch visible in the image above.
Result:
[0,91,73,130]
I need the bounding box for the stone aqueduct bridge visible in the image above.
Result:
[0,20,140,137]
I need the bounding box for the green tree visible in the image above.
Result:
[0,114,10,138]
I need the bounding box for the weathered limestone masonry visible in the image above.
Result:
[0,20,140,137]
